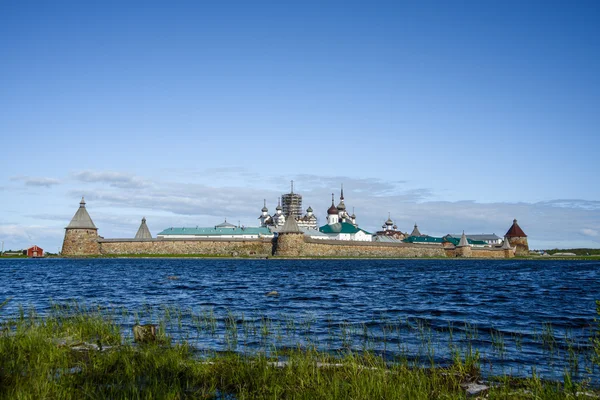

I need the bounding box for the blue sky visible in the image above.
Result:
[1,0,599,252]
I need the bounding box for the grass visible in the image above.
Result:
[1,302,599,399]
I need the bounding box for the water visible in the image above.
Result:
[1,258,599,382]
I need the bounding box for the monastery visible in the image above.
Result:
[61,186,529,258]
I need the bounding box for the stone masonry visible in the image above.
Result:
[61,228,100,256]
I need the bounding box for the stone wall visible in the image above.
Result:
[275,234,447,257]
[62,230,514,259]
[446,247,514,258]
[508,237,529,256]
[62,229,100,256]
[98,238,274,257]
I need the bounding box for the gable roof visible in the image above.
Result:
[448,234,502,241]
[157,226,272,236]
[505,219,527,237]
[66,197,97,229]
[319,222,371,235]
[135,217,152,239]
[216,220,237,229]
[403,235,442,244]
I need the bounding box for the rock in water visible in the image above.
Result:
[463,382,489,397]
[133,324,157,343]
[266,290,279,297]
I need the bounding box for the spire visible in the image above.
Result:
[385,212,393,226]
[276,197,282,211]
[135,217,152,239]
[337,185,346,211]
[291,180,294,194]
[261,199,268,212]
[66,197,97,229]
[410,223,421,237]
[458,231,469,247]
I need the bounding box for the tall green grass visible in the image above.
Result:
[0,300,599,399]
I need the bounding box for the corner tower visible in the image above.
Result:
[61,197,101,256]
[505,219,529,256]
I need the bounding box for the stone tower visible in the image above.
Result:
[454,231,472,257]
[505,219,529,256]
[135,217,152,239]
[274,212,304,257]
[61,197,101,256]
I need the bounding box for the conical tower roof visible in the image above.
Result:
[280,213,301,233]
[135,217,152,239]
[410,223,421,237]
[501,236,512,250]
[66,197,97,229]
[457,231,469,247]
[505,219,527,237]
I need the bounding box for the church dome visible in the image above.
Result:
[328,204,339,215]
[307,206,313,213]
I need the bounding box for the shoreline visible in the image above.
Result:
[3,254,600,261]
[1,305,598,398]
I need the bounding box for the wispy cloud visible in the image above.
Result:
[59,169,600,250]
[581,228,599,237]
[73,171,150,189]
[10,176,61,188]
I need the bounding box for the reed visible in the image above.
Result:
[1,301,599,399]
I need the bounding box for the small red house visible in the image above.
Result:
[27,245,44,258]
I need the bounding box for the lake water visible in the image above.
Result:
[1,258,599,382]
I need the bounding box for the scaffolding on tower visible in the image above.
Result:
[281,180,303,219]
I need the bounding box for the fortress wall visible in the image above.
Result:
[275,235,447,257]
[98,238,274,257]
[445,247,514,258]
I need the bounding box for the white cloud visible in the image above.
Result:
[53,170,600,250]
[581,228,599,237]
[73,170,150,189]
[10,176,60,187]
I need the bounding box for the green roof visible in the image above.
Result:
[441,235,487,246]
[402,235,488,245]
[158,227,272,236]
[402,235,443,244]
[319,222,371,235]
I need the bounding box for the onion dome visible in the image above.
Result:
[385,213,394,226]
[393,225,397,230]
[276,198,282,211]
[327,193,338,215]
[261,199,268,213]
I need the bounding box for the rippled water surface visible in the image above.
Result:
[1,258,599,381]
